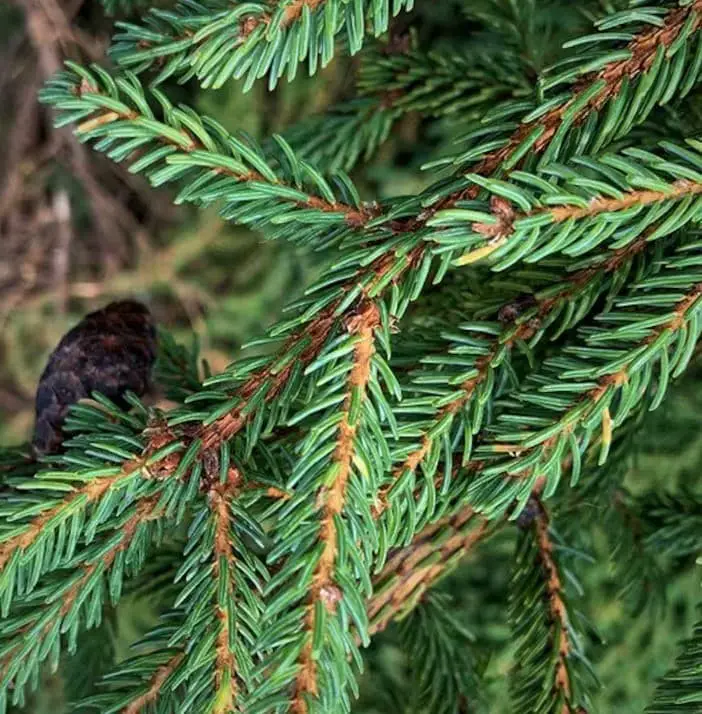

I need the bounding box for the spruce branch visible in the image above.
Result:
[109,0,415,90]
[598,486,668,615]
[282,43,527,174]
[262,300,383,714]
[375,232,654,523]
[647,610,702,713]
[367,429,617,648]
[0,494,163,703]
[209,468,245,713]
[467,243,702,518]
[432,142,702,269]
[509,498,594,714]
[389,1,702,236]
[397,592,483,714]
[79,625,187,713]
[532,503,574,707]
[82,463,266,714]
[0,452,167,605]
[367,506,488,637]
[41,65,376,244]
[284,45,531,171]
[121,652,186,714]
[163,461,265,713]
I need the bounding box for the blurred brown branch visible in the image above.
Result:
[0,0,177,323]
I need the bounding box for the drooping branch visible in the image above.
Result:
[507,495,596,713]
[367,507,488,636]
[532,500,573,706]
[209,466,244,713]
[291,300,380,713]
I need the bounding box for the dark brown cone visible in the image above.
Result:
[32,300,157,455]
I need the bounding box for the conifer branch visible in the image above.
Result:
[0,475,117,571]
[284,43,528,173]
[367,507,488,636]
[390,0,702,235]
[153,458,265,712]
[0,453,156,577]
[376,233,652,518]
[508,498,595,713]
[532,500,574,708]
[82,639,187,714]
[209,466,244,713]
[17,4,702,711]
[84,464,265,714]
[647,611,702,713]
[110,0,414,90]
[290,300,380,713]
[0,495,163,693]
[122,651,185,714]
[631,488,702,560]
[547,181,702,223]
[42,66,375,238]
[468,245,702,518]
[433,142,702,268]
[397,591,483,714]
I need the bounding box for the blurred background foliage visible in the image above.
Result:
[0,0,701,712]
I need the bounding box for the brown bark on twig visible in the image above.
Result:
[290,301,380,713]
[367,508,488,636]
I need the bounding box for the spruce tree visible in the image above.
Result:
[2,0,702,712]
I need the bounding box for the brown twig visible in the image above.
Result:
[209,465,244,713]
[51,189,73,312]
[291,300,380,713]
[531,498,574,709]
[367,507,489,636]
[122,652,185,714]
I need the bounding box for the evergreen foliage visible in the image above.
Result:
[2,0,702,712]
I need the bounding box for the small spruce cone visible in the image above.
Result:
[32,300,157,455]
